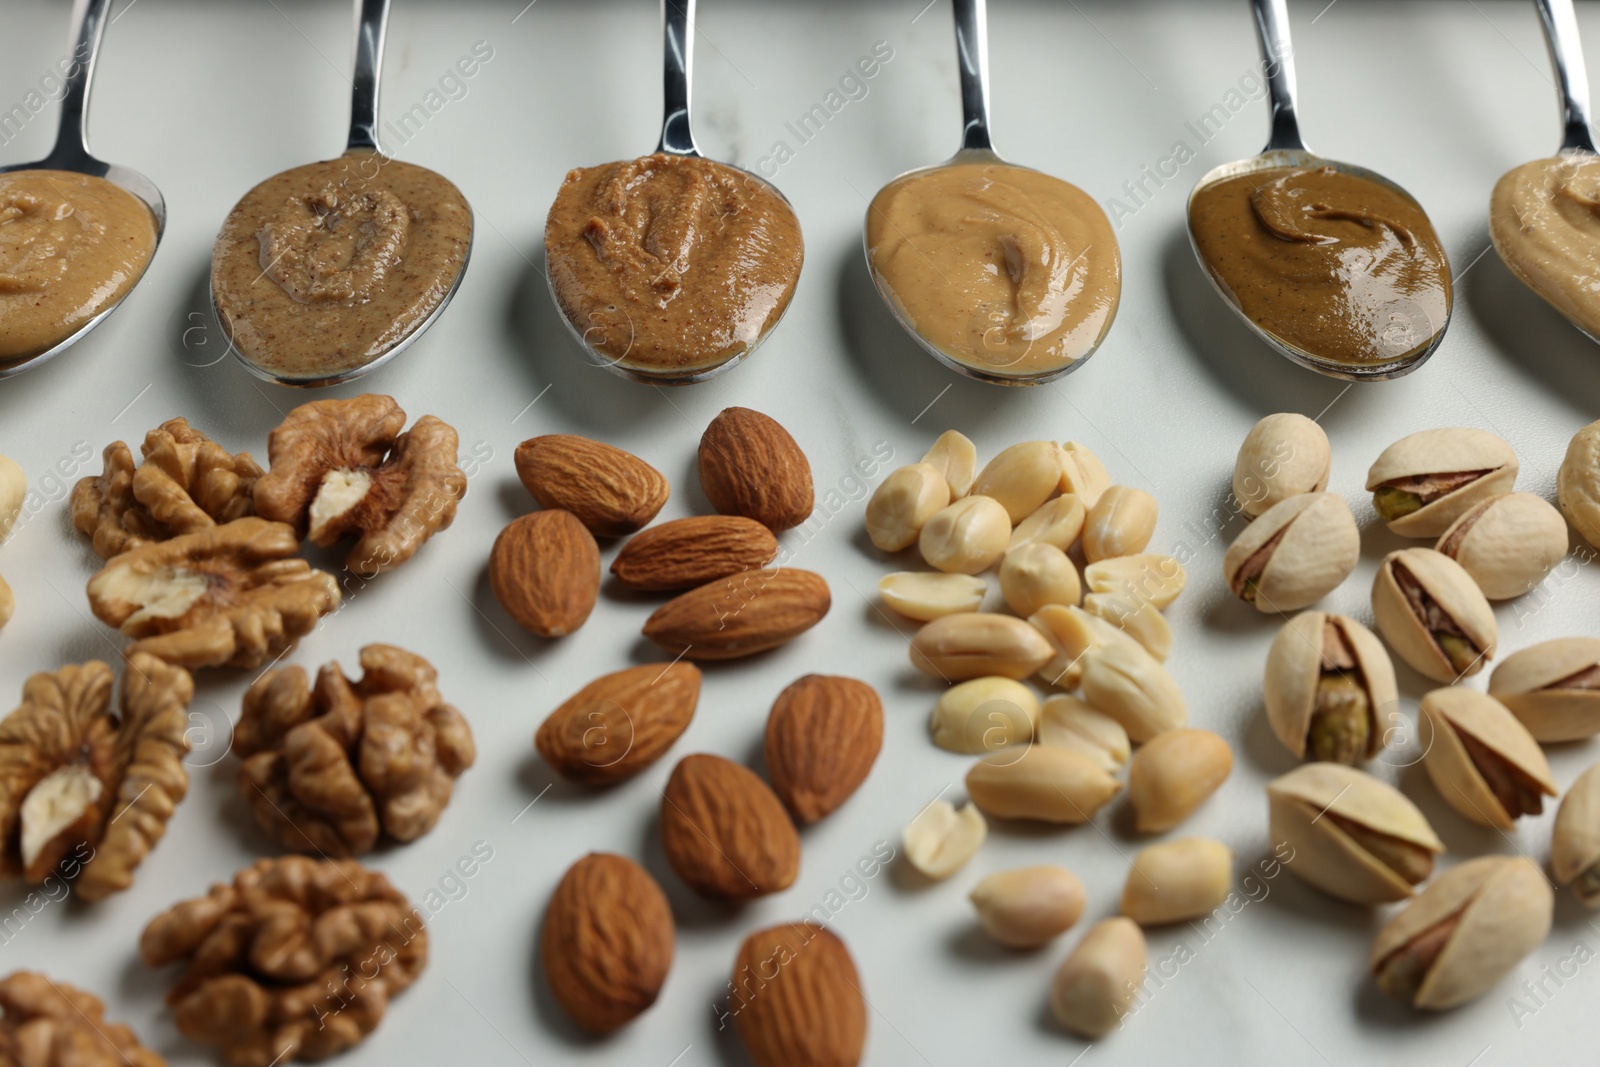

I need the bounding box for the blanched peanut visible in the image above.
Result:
[919,496,1010,574]
[903,800,986,879]
[878,571,986,622]
[922,430,978,500]
[999,543,1080,617]
[865,463,950,552]
[1082,485,1157,562]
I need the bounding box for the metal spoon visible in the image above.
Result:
[0,0,165,380]
[861,0,1118,386]
[1488,0,1600,344]
[1186,0,1452,382]
[219,0,474,387]
[545,0,801,385]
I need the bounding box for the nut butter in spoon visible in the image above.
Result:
[211,0,473,387]
[1489,0,1600,343]
[1186,0,1451,381]
[0,0,163,379]
[543,0,804,385]
[864,0,1120,386]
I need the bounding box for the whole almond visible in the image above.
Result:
[515,434,669,537]
[490,510,600,637]
[542,852,674,1034]
[765,675,883,823]
[642,568,830,660]
[536,663,701,784]
[731,923,867,1067]
[611,515,778,591]
[660,754,799,899]
[699,407,814,531]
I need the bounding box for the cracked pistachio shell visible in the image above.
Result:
[1121,837,1233,926]
[1263,612,1396,761]
[1369,856,1552,1010]
[1558,419,1600,550]
[1367,428,1519,538]
[1028,604,1141,690]
[1057,442,1111,509]
[1037,696,1130,773]
[922,430,977,500]
[1079,640,1186,743]
[972,441,1064,524]
[1050,918,1146,1039]
[1267,763,1443,904]
[1372,548,1497,683]
[965,744,1121,824]
[1009,495,1086,552]
[1419,688,1555,831]
[1083,553,1186,610]
[1551,764,1600,902]
[1435,492,1567,600]
[1222,493,1359,613]
[1488,636,1600,742]
[1234,413,1332,519]
[1126,729,1232,834]
[1083,592,1171,661]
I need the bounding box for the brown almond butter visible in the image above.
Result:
[611,515,778,591]
[699,407,814,531]
[660,754,799,900]
[536,663,700,784]
[489,510,600,637]
[515,434,669,537]
[542,852,674,1034]
[642,568,830,660]
[764,675,883,823]
[731,923,867,1067]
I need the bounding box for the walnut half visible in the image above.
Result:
[86,517,340,670]
[71,417,262,560]
[253,395,467,576]
[140,856,427,1067]
[0,653,193,901]
[235,644,475,856]
[0,971,166,1067]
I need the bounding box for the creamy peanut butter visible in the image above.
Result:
[1490,155,1600,338]
[1189,165,1451,367]
[0,169,156,363]
[211,150,471,382]
[545,153,804,379]
[865,162,1120,380]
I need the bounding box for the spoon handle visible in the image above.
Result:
[953,0,994,152]
[658,0,699,155]
[1251,0,1307,153]
[1535,0,1598,154]
[347,0,390,152]
[45,0,113,172]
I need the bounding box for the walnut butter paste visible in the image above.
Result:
[0,170,156,363]
[1491,155,1600,337]
[211,151,471,381]
[545,153,804,378]
[1189,166,1451,367]
[866,162,1121,380]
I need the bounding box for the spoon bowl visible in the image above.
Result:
[0,0,165,380]
[1185,0,1452,382]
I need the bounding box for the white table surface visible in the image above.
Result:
[3,0,1600,1064]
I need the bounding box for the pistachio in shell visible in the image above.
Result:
[1366,428,1519,538]
[1558,418,1600,551]
[1371,548,1497,683]
[1419,688,1555,831]
[1267,763,1443,905]
[1222,492,1359,613]
[1263,612,1397,764]
[1369,855,1552,1010]
[1551,763,1600,906]
[1233,413,1331,519]
[1434,492,1567,601]
[1489,636,1600,742]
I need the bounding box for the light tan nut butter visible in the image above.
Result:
[1490,155,1600,341]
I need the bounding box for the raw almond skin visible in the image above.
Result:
[643,568,830,660]
[765,675,883,823]
[490,510,600,637]
[611,515,778,591]
[536,663,700,784]
[660,754,799,900]
[514,434,669,537]
[542,852,674,1034]
[730,923,867,1067]
[699,407,815,531]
